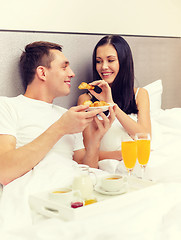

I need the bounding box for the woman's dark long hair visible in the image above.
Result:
[92,35,138,114]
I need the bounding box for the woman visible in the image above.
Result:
[78,35,151,161]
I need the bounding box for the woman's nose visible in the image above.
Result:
[102,61,109,69]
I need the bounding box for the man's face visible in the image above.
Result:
[45,49,75,98]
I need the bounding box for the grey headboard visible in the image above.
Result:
[0,30,181,109]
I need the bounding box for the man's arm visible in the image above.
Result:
[0,120,67,185]
[0,105,103,185]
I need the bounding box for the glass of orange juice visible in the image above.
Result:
[135,133,151,178]
[121,135,137,177]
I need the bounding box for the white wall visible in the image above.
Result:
[0,0,180,37]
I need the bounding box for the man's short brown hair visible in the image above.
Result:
[20,41,62,89]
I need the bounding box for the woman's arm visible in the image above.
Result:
[77,93,91,105]
[115,88,151,137]
[73,107,116,167]
[77,95,123,162]
[99,150,122,161]
[79,82,151,137]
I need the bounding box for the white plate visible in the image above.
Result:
[87,103,115,112]
[94,184,127,196]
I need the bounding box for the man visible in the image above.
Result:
[0,41,115,185]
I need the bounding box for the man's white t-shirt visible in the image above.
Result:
[0,95,84,160]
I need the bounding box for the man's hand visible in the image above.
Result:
[57,105,103,135]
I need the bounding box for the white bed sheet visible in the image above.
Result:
[0,108,181,240]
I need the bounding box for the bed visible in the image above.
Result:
[0,30,181,240]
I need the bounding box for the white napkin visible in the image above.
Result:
[98,159,121,173]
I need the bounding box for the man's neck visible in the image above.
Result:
[24,86,54,104]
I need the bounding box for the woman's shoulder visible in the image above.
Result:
[134,87,148,98]
[134,87,149,106]
[77,93,91,105]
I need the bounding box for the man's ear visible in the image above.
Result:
[36,66,46,81]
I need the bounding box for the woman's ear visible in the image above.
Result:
[36,66,46,81]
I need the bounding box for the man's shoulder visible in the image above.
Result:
[0,95,23,118]
[0,95,22,104]
[52,104,68,114]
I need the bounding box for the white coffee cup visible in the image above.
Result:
[49,187,80,205]
[101,174,125,192]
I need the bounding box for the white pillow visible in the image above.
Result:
[143,79,163,116]
[143,80,164,150]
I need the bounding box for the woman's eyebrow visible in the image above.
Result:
[107,55,117,58]
[96,55,117,59]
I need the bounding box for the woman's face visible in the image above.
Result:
[96,44,119,85]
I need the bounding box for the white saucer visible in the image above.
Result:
[94,184,127,196]
[87,103,115,112]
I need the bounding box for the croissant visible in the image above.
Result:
[83,100,109,107]
[78,82,102,93]
[78,82,94,90]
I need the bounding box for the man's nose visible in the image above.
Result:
[69,68,75,78]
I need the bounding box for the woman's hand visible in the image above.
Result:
[89,80,114,103]
[83,106,115,149]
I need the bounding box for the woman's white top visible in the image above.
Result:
[100,89,139,151]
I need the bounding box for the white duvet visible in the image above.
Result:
[0,108,181,240]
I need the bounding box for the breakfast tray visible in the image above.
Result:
[29,176,159,221]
